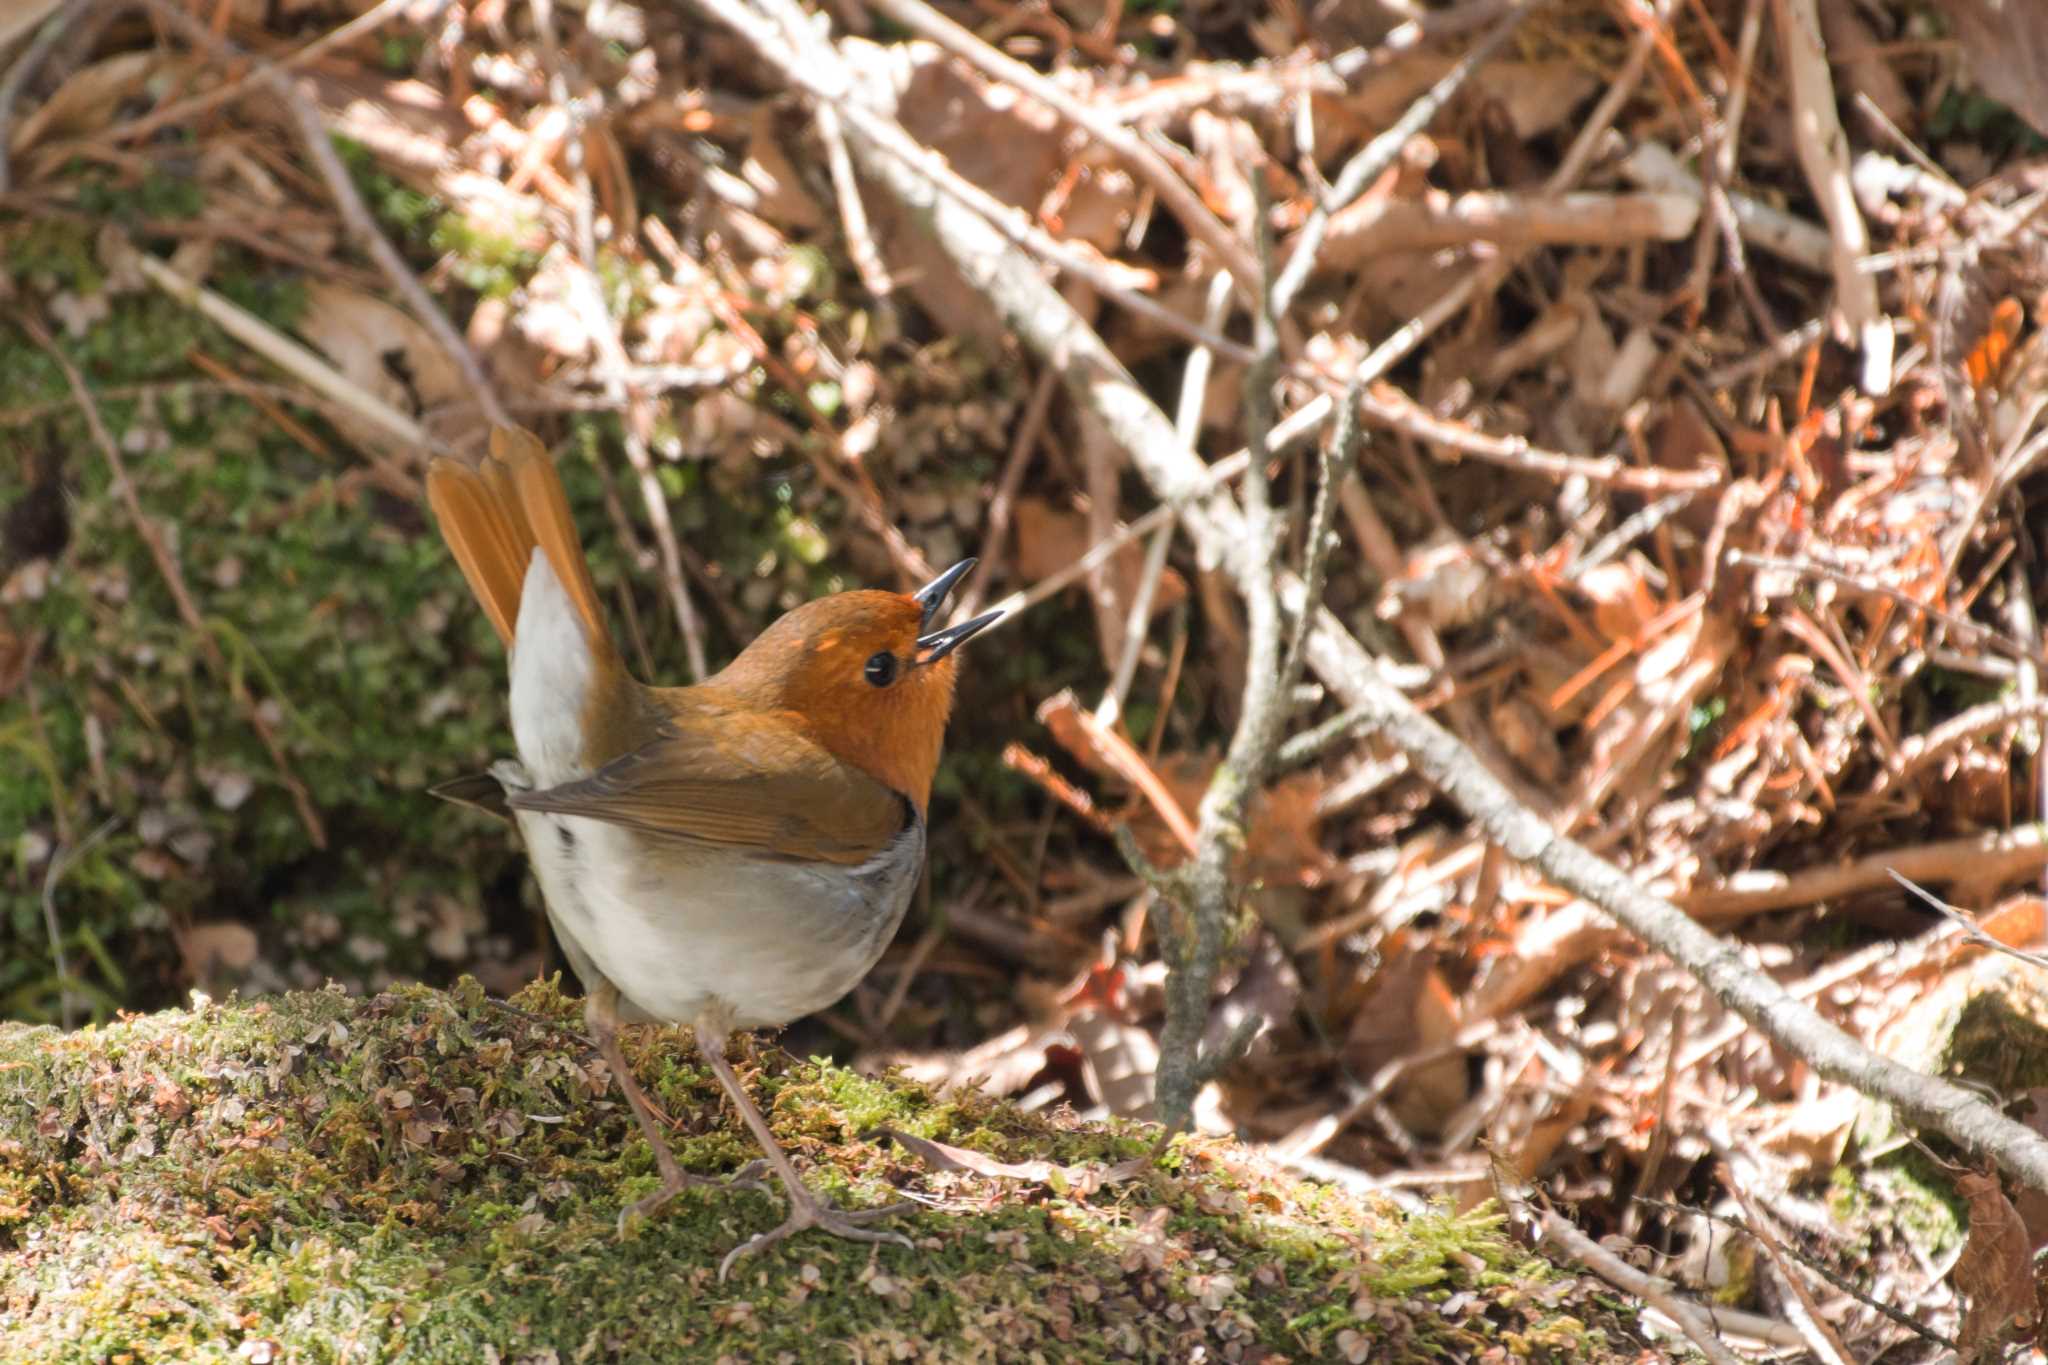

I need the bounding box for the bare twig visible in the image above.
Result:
[973,454,1250,637]
[1890,872,2048,975]
[865,0,1263,307]
[565,213,708,676]
[1618,142,1833,274]
[125,247,445,457]
[1317,190,1696,270]
[815,101,894,310]
[1268,0,1537,317]
[1145,180,1289,1133]
[955,367,1055,620]
[1680,826,2048,921]
[1097,270,1233,727]
[1495,1168,1772,1364]
[1359,385,1723,494]
[103,0,417,150]
[1771,0,1889,390]
[1279,378,1363,692]
[273,82,509,430]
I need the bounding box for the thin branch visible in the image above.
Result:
[972,454,1250,638]
[1359,385,1723,494]
[1268,0,1538,317]
[125,247,444,459]
[1148,176,1289,1131]
[1097,270,1232,726]
[1891,872,2048,975]
[1495,1170,1768,1365]
[1279,376,1364,694]
[103,0,417,149]
[865,0,1263,306]
[954,366,1055,620]
[1680,826,2048,922]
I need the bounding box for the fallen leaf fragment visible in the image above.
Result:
[866,1126,1147,1196]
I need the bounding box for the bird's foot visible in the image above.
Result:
[617,1159,771,1237]
[718,1185,915,1280]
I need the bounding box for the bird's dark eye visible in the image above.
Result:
[864,651,898,687]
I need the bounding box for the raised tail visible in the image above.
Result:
[426,427,615,658]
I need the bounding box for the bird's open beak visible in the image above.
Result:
[911,558,1000,664]
[911,558,976,631]
[916,609,1002,665]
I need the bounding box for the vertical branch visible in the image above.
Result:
[1150,182,1289,1134]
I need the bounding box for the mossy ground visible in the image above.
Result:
[0,981,1651,1362]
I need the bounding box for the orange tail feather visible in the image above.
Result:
[425,427,615,657]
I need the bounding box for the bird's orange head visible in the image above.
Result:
[715,560,999,812]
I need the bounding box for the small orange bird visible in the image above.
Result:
[425,428,997,1275]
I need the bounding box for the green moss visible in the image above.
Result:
[0,985,1649,1362]
[0,295,521,1016]
[1942,985,2048,1094]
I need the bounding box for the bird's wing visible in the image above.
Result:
[506,709,906,865]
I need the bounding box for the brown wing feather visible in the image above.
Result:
[506,707,905,865]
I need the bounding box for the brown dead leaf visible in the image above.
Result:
[1950,0,2048,140]
[1402,966,1470,1134]
[1377,532,1496,631]
[1955,1168,2036,1358]
[1043,157,1139,253]
[1344,946,1469,1138]
[1977,898,2048,951]
[1491,694,1564,785]
[1068,1009,1158,1120]
[1013,497,1187,620]
[295,281,470,443]
[742,106,825,232]
[8,53,166,170]
[1575,563,1658,640]
[1758,1090,1858,1177]
[1470,60,1602,141]
[179,921,259,984]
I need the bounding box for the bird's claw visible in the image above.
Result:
[718,1193,916,1281]
[616,1159,773,1237]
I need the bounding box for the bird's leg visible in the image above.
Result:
[695,1025,915,1280]
[585,982,766,1233]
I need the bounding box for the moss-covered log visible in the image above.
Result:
[2,981,1656,1361]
